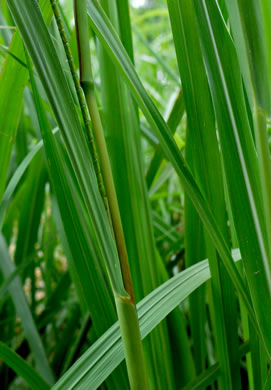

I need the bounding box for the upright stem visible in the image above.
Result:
[74,0,135,304]
[74,2,149,387]
[115,295,149,389]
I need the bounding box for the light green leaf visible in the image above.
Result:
[52,250,241,389]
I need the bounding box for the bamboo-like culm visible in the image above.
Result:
[73,0,135,305]
[74,1,149,387]
[50,0,148,387]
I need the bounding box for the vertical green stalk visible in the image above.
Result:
[115,295,148,389]
[49,0,147,387]
[73,0,134,303]
[73,0,148,387]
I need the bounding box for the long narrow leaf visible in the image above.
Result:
[7,0,125,297]
[52,250,242,390]
[0,128,59,231]
[0,342,50,390]
[0,0,52,198]
[0,235,54,384]
[86,0,256,332]
[193,0,271,357]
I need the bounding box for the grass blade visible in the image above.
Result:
[0,129,58,231]
[95,0,188,387]
[0,0,52,199]
[167,1,241,387]
[0,235,54,384]
[146,89,185,189]
[0,342,50,390]
[86,0,257,331]
[24,30,129,389]
[52,250,242,390]
[193,0,271,357]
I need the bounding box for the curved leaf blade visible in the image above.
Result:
[52,250,241,390]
